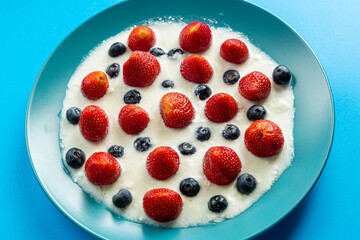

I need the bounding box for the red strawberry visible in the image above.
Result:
[205,93,238,123]
[220,39,249,64]
[179,21,212,53]
[118,104,150,135]
[81,71,109,100]
[143,188,183,222]
[79,105,109,142]
[85,152,121,186]
[180,55,213,84]
[203,146,241,185]
[123,51,161,87]
[244,120,284,157]
[160,92,195,128]
[128,26,156,52]
[146,146,180,180]
[238,71,271,101]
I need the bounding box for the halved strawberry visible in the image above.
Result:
[220,39,249,64]
[203,146,241,185]
[128,26,156,52]
[160,92,195,128]
[179,21,212,53]
[123,51,161,87]
[146,146,180,180]
[180,55,213,84]
[79,105,109,142]
[81,71,109,100]
[118,104,150,135]
[238,71,271,101]
[205,93,238,123]
[143,188,183,222]
[244,120,284,157]
[85,152,121,186]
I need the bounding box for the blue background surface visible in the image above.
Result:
[1,0,358,239]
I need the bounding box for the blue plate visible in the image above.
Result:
[25,0,334,239]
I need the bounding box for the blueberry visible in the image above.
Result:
[236,173,257,194]
[124,89,141,104]
[179,178,200,197]
[65,148,85,169]
[134,137,152,152]
[247,105,266,121]
[222,124,240,140]
[208,195,228,213]
[150,47,166,57]
[112,189,133,208]
[106,63,120,78]
[108,145,124,158]
[194,85,212,100]
[108,42,126,57]
[195,127,211,141]
[273,65,291,85]
[66,107,82,124]
[223,70,240,85]
[167,48,185,60]
[178,142,196,155]
[161,80,174,88]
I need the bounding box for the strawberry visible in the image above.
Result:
[179,21,212,53]
[220,39,249,64]
[146,146,180,180]
[244,120,284,157]
[143,188,183,222]
[118,104,150,135]
[85,152,121,186]
[205,93,238,123]
[128,26,156,52]
[160,92,195,128]
[180,55,213,84]
[238,71,271,101]
[123,51,161,87]
[203,146,241,185]
[79,105,109,142]
[81,71,109,100]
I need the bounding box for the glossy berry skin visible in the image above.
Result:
[150,47,166,57]
[112,189,132,208]
[203,146,241,185]
[179,178,200,197]
[247,105,266,121]
[161,80,174,88]
[179,21,212,53]
[108,42,126,57]
[146,146,180,180]
[178,142,196,155]
[81,71,109,100]
[236,173,256,194]
[143,188,183,222]
[244,120,284,157]
[220,39,249,64]
[66,107,82,124]
[108,145,124,158]
[167,48,185,60]
[223,70,240,85]
[123,89,142,104]
[195,126,211,141]
[134,137,152,152]
[273,65,291,85]
[65,147,85,169]
[180,55,213,84]
[208,195,228,213]
[106,63,120,78]
[85,152,121,186]
[194,84,212,100]
[222,124,240,140]
[118,104,150,135]
[205,93,238,123]
[238,71,271,101]
[79,105,109,142]
[128,26,156,52]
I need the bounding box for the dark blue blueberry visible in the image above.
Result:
[65,148,85,169]
[124,89,141,104]
[167,48,185,60]
[180,178,200,197]
[236,173,257,194]
[108,42,126,57]
[161,80,174,88]
[222,124,240,140]
[194,84,212,100]
[150,47,166,57]
[195,127,211,141]
[66,107,82,124]
[208,195,228,213]
[106,63,120,78]
[273,65,291,85]
[223,70,240,85]
[108,145,124,158]
[112,189,133,208]
[134,137,152,152]
[247,105,266,121]
[178,142,196,155]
